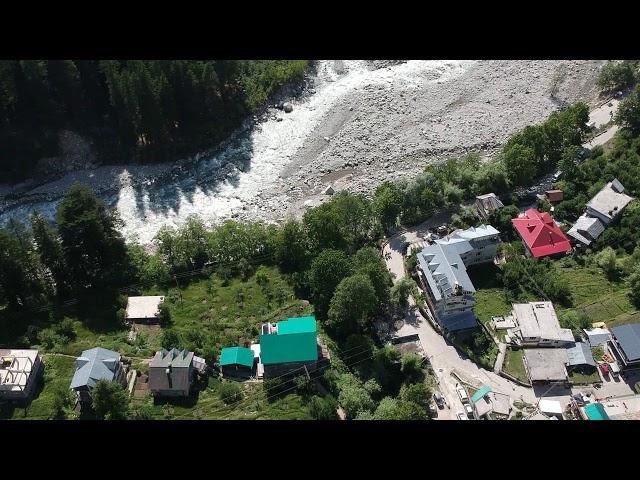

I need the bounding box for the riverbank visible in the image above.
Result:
[0,60,604,244]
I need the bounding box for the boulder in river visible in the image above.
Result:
[283,102,293,113]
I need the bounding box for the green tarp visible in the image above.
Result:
[584,403,610,420]
[219,346,254,368]
[471,385,492,403]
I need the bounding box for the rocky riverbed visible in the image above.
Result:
[0,60,604,244]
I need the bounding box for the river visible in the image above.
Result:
[0,60,473,244]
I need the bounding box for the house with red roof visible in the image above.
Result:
[511,208,572,259]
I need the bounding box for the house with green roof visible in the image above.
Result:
[258,316,328,378]
[219,346,255,378]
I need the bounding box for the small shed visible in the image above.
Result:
[126,296,165,324]
[220,346,255,378]
[584,328,611,348]
[545,190,564,203]
[566,342,597,371]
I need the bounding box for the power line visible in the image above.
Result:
[173,342,377,420]
[218,348,379,420]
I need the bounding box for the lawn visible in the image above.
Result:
[25,266,313,363]
[135,377,313,420]
[469,264,512,326]
[502,348,528,384]
[555,259,638,328]
[145,265,314,359]
[568,370,601,385]
[3,354,76,420]
[4,266,317,420]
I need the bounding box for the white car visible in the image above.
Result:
[456,384,469,403]
[456,411,467,420]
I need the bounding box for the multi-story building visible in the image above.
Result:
[416,225,501,332]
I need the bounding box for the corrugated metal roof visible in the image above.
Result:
[566,342,596,367]
[584,403,610,420]
[70,347,121,390]
[277,316,317,335]
[219,346,254,368]
[259,316,319,365]
[471,385,492,403]
[149,348,194,368]
[567,214,605,246]
[611,324,640,362]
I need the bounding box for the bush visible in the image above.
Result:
[37,328,69,351]
[92,380,130,420]
[53,318,76,339]
[597,61,637,93]
[157,302,172,327]
[161,329,181,350]
[401,353,424,383]
[309,395,339,420]
[49,385,73,420]
[218,381,243,405]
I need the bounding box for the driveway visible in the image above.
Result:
[583,97,621,150]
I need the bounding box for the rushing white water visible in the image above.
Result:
[0,60,474,244]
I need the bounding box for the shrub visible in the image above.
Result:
[157,302,172,327]
[309,395,339,420]
[219,381,243,405]
[53,318,76,339]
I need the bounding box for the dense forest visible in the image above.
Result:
[0,60,309,181]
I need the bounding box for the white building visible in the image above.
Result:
[126,295,165,324]
[416,225,500,332]
[0,349,44,401]
[510,301,575,347]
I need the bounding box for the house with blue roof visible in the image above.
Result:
[416,225,501,332]
[70,347,127,404]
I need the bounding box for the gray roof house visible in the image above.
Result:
[523,348,569,383]
[567,214,606,246]
[148,348,199,397]
[610,324,640,367]
[70,347,127,402]
[566,342,596,368]
[475,193,504,219]
[416,225,501,332]
[585,178,634,226]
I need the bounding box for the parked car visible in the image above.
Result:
[456,384,469,403]
[433,391,446,409]
[456,411,467,420]
[599,363,610,378]
[428,400,438,417]
[464,403,474,419]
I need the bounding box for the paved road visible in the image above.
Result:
[583,97,621,150]
[589,99,620,128]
